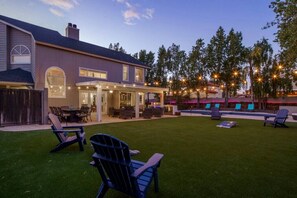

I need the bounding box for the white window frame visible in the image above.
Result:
[45,66,66,98]
[123,65,129,81]
[79,67,108,80]
[10,45,31,64]
[134,67,144,83]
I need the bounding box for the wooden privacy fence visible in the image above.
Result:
[0,89,43,126]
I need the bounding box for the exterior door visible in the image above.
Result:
[101,91,107,115]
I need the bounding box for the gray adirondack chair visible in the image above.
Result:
[90,134,164,198]
[264,109,289,128]
[211,107,222,120]
[48,113,86,152]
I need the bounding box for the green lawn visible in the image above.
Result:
[1,117,297,198]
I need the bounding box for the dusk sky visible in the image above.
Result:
[0,0,279,55]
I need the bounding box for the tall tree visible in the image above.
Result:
[269,0,297,67]
[108,42,127,54]
[166,43,187,104]
[186,38,207,108]
[136,50,155,86]
[249,38,274,109]
[205,27,246,106]
[155,45,168,87]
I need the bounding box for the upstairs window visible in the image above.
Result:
[123,65,129,81]
[135,67,144,83]
[79,67,107,79]
[10,45,31,64]
[45,67,66,98]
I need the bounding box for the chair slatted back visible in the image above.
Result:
[90,134,139,196]
[247,104,254,110]
[235,104,241,110]
[48,113,66,142]
[275,109,289,123]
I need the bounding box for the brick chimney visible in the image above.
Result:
[65,23,79,40]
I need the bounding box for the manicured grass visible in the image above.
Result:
[0,117,297,197]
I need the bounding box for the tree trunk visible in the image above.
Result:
[224,86,229,108]
[196,92,200,109]
[249,60,254,103]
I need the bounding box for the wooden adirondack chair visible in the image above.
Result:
[211,107,222,120]
[48,113,86,152]
[264,109,289,128]
[90,134,164,198]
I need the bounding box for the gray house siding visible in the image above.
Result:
[8,27,32,72]
[0,22,7,71]
[35,44,144,108]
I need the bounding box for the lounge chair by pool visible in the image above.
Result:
[234,103,241,111]
[205,103,211,110]
[247,104,254,111]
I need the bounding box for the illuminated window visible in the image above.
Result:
[135,67,144,83]
[10,45,31,64]
[123,65,129,81]
[79,67,107,79]
[45,67,66,98]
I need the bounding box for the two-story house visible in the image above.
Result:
[0,15,167,122]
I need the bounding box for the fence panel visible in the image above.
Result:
[0,89,42,126]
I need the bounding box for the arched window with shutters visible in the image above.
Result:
[45,67,66,98]
[10,45,31,64]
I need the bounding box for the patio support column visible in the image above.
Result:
[135,92,140,118]
[96,86,102,122]
[160,92,164,107]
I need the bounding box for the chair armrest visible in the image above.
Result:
[264,115,276,120]
[131,153,164,178]
[53,129,81,133]
[129,149,140,156]
[63,126,84,130]
[89,161,96,166]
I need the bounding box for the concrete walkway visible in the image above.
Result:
[0,115,177,132]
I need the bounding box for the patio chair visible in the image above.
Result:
[205,103,211,110]
[119,108,134,119]
[214,103,220,109]
[153,107,163,117]
[48,113,86,152]
[142,108,153,119]
[211,107,222,120]
[247,104,254,111]
[234,103,241,111]
[90,134,164,198]
[264,109,289,128]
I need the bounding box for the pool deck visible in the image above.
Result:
[181,109,297,122]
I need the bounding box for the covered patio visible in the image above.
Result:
[76,80,169,122]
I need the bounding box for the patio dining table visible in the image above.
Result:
[62,108,82,122]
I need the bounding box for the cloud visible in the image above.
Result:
[41,0,78,11]
[123,9,140,25]
[115,0,154,25]
[142,8,154,19]
[49,8,64,17]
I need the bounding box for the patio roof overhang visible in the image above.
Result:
[76,80,169,93]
